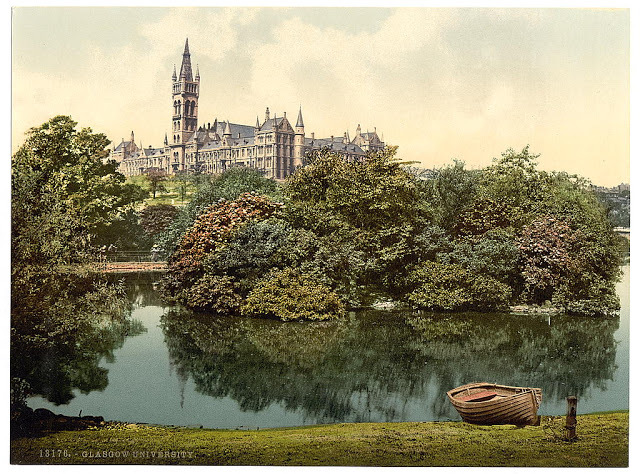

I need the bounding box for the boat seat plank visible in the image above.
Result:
[457,390,498,402]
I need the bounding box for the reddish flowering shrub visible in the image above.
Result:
[168,193,283,275]
[517,216,581,303]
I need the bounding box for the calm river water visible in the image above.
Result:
[28,266,629,429]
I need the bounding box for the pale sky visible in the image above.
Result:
[11,5,631,186]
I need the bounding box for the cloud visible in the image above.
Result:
[11,7,629,186]
[138,7,258,64]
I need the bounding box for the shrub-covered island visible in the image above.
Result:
[159,145,624,320]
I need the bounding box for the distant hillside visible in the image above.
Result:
[592,184,630,228]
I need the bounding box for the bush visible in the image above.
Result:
[517,216,580,303]
[438,229,519,285]
[552,276,620,317]
[241,268,346,321]
[169,193,283,275]
[186,274,243,315]
[155,167,281,257]
[407,261,511,312]
[140,204,179,236]
[204,218,292,291]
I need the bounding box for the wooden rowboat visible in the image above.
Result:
[447,382,542,426]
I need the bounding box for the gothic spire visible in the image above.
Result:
[179,38,193,81]
[296,106,304,128]
[195,64,200,82]
[172,65,177,81]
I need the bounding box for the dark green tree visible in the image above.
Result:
[140,204,179,237]
[284,147,433,299]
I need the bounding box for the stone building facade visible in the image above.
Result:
[113,39,385,179]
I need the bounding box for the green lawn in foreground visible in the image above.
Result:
[10,412,628,467]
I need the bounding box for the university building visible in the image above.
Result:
[113,39,385,179]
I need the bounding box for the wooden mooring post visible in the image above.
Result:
[565,396,577,440]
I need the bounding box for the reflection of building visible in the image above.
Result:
[113,39,385,179]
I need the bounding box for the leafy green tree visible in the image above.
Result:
[144,168,169,199]
[284,147,432,297]
[438,229,519,286]
[11,117,146,426]
[481,145,552,224]
[422,159,481,233]
[429,146,622,315]
[12,115,147,266]
[172,170,192,203]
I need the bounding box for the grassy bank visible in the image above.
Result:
[11,412,628,467]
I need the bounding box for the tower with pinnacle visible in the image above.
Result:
[170,38,199,171]
[116,38,385,178]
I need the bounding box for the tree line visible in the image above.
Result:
[12,116,626,323]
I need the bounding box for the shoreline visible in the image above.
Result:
[11,411,629,467]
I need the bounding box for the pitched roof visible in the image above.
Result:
[259,116,286,132]
[114,140,133,152]
[305,137,365,155]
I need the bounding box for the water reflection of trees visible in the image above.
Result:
[161,307,619,424]
[106,271,166,308]
[12,274,146,405]
[406,313,619,417]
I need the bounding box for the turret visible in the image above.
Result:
[293,106,305,168]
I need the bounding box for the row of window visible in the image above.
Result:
[173,100,197,116]
[172,83,198,94]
